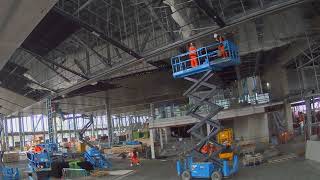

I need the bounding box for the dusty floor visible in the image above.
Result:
[5,157,320,180]
[110,158,320,180]
[7,150,320,180]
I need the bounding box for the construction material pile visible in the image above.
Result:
[3,152,19,163]
[104,145,142,154]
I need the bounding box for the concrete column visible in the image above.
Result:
[18,113,23,151]
[305,99,312,140]
[284,101,294,132]
[0,115,5,151]
[60,117,64,141]
[105,91,113,147]
[150,103,156,159]
[91,114,95,138]
[10,118,14,148]
[159,128,164,150]
[150,128,156,159]
[68,116,72,140]
[164,128,169,144]
[4,117,9,150]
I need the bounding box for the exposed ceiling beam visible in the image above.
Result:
[22,48,90,80]
[11,0,309,116]
[74,58,87,75]
[71,35,112,67]
[142,0,175,42]
[73,0,96,15]
[53,0,307,96]
[34,57,71,83]
[194,0,225,27]
[53,7,143,59]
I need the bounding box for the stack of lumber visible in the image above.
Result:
[3,152,19,163]
[91,170,109,177]
[104,145,142,154]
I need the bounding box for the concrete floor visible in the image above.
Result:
[7,155,320,180]
[106,158,320,180]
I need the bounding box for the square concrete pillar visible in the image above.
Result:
[159,128,164,150]
[149,128,156,159]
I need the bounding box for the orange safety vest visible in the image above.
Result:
[189,46,198,67]
[34,146,43,153]
[216,36,227,58]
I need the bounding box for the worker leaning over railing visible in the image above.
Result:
[214,33,228,58]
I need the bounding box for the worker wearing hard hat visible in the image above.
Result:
[188,42,198,67]
[214,33,228,58]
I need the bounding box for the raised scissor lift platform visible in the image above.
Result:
[172,40,240,180]
[171,40,240,79]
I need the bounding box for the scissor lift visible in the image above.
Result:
[172,40,240,180]
[171,40,240,78]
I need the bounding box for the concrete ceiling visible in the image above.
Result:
[0,87,35,115]
[0,0,58,70]
[3,0,320,117]
[18,71,189,115]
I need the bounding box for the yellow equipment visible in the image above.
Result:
[217,128,234,161]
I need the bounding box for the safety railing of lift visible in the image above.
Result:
[171,40,240,78]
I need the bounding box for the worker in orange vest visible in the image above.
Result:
[129,150,140,167]
[214,33,228,58]
[200,142,217,157]
[188,42,198,67]
[34,145,43,153]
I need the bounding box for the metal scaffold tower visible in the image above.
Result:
[46,98,54,143]
[184,71,224,166]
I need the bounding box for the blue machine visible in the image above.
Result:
[83,147,112,169]
[171,40,240,180]
[37,143,58,156]
[26,148,51,173]
[0,167,20,180]
[176,155,239,180]
[79,115,112,169]
[171,40,240,78]
[0,121,19,180]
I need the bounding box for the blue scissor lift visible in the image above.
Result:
[171,40,240,180]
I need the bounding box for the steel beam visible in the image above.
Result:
[194,0,225,27]
[86,50,91,75]
[53,0,309,97]
[23,48,90,80]
[53,7,142,59]
[35,56,71,83]
[10,0,309,116]
[114,47,122,59]
[73,0,96,15]
[72,35,112,67]
[74,58,87,75]
[142,0,175,41]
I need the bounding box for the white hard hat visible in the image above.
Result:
[214,33,218,38]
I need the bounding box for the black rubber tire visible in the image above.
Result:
[181,171,191,180]
[211,171,222,180]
